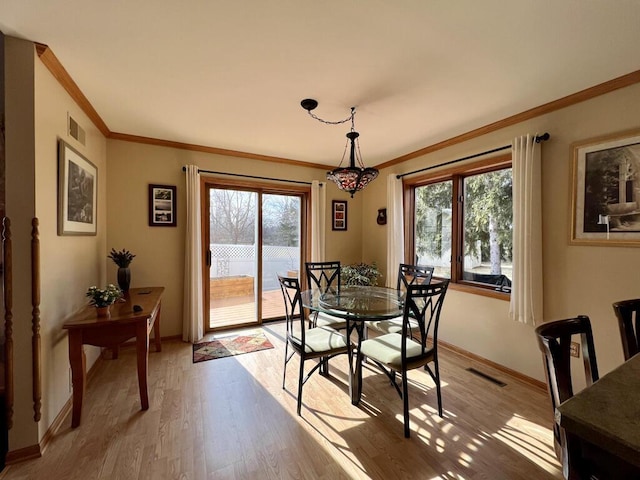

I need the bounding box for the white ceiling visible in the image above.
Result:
[2,1,640,167]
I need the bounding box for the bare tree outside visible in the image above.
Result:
[210,189,256,244]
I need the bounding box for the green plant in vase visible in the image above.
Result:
[86,284,122,307]
[108,248,136,293]
[340,262,381,287]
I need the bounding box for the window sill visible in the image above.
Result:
[448,282,510,301]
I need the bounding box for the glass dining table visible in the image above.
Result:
[300,285,404,405]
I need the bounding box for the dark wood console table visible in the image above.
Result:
[62,287,164,427]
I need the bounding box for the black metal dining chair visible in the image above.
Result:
[305,261,347,330]
[367,264,434,336]
[612,299,640,361]
[359,280,449,438]
[278,274,349,415]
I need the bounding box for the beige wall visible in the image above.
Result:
[33,47,108,444]
[105,140,364,337]
[3,37,108,450]
[362,82,640,382]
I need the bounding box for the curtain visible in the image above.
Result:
[386,174,405,288]
[311,180,326,262]
[183,165,204,342]
[510,135,543,326]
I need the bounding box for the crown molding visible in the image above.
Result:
[108,132,333,170]
[35,43,110,136]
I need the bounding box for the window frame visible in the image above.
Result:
[404,154,512,300]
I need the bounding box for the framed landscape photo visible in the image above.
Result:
[58,140,97,235]
[571,128,640,246]
[332,200,347,231]
[149,184,177,227]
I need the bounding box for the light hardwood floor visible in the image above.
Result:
[1,322,563,480]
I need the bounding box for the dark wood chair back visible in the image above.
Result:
[612,299,640,360]
[534,315,599,479]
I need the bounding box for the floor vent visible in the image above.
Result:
[466,367,507,387]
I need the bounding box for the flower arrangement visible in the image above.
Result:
[86,284,122,307]
[108,248,136,268]
[341,262,381,287]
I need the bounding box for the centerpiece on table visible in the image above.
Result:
[86,284,122,317]
[340,262,381,287]
[107,248,136,294]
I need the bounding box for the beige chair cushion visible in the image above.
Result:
[367,316,419,335]
[360,333,428,370]
[291,326,348,354]
[314,311,347,329]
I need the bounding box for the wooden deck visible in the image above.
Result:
[209,288,284,329]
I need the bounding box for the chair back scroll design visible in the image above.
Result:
[366,264,435,338]
[304,261,346,329]
[279,274,305,346]
[612,299,640,361]
[397,263,434,293]
[305,261,341,293]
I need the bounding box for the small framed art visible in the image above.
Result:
[58,140,98,235]
[149,184,177,227]
[332,200,347,231]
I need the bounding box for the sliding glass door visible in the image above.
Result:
[204,181,306,332]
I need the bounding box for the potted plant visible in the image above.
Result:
[340,262,381,287]
[86,284,122,317]
[108,248,136,293]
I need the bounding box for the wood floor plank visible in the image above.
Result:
[1,322,563,479]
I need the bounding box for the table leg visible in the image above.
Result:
[347,320,365,405]
[68,331,86,428]
[153,304,162,352]
[136,322,150,410]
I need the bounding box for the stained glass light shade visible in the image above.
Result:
[326,131,379,197]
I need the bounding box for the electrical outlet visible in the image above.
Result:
[570,341,580,358]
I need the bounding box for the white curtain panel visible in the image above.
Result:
[183,165,204,342]
[311,180,326,262]
[510,135,543,326]
[386,174,405,288]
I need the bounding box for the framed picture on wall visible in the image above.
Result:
[58,140,98,236]
[571,128,640,246]
[148,184,177,227]
[332,200,347,231]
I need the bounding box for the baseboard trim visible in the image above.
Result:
[439,339,547,392]
[4,444,40,465]
[4,349,106,466]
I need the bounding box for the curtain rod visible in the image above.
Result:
[181,167,321,186]
[396,133,550,179]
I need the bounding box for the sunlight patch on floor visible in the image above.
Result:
[492,413,560,475]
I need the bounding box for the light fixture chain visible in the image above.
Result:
[356,139,365,168]
[306,108,355,125]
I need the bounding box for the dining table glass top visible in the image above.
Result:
[300,286,404,320]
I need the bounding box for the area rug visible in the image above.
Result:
[193,329,274,363]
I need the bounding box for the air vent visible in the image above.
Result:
[466,367,507,387]
[68,115,86,145]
